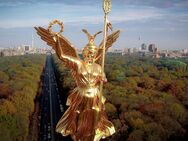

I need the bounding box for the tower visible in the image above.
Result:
[32,32,34,48]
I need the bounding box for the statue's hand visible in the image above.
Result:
[52,35,57,42]
[102,73,107,83]
[103,77,107,83]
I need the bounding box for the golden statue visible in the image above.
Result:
[35,1,120,141]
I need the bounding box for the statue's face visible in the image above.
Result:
[88,48,98,58]
[83,48,98,63]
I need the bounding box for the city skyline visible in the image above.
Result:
[0,0,188,50]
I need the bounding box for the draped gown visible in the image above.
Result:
[56,55,115,141]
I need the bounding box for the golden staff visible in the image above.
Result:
[100,0,111,94]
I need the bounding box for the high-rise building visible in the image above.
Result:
[32,32,34,48]
[24,45,30,51]
[148,44,156,52]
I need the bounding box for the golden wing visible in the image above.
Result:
[35,27,79,59]
[95,30,120,63]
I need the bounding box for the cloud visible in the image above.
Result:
[0,0,188,29]
[0,0,100,7]
[1,0,188,9]
[0,2,164,28]
[110,7,163,23]
[114,0,173,8]
[114,0,188,9]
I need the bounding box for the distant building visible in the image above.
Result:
[36,48,48,54]
[113,49,124,55]
[24,45,30,51]
[123,48,129,54]
[148,44,156,52]
[133,47,139,53]
[128,48,133,54]
[21,45,31,54]
[160,51,168,58]
[0,52,3,56]
[141,43,147,51]
[182,49,188,54]
[0,50,10,56]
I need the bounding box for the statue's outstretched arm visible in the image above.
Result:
[59,53,81,70]
[55,36,81,70]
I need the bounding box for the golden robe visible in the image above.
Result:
[56,55,115,141]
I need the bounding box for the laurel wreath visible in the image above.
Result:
[48,20,64,35]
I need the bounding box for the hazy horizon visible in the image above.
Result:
[0,0,188,50]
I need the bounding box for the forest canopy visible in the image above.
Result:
[53,54,188,141]
[0,55,45,141]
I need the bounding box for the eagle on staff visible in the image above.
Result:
[35,1,120,141]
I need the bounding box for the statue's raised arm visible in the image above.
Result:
[35,20,81,70]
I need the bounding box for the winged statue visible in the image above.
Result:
[35,19,120,141]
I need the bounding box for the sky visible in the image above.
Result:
[0,0,188,50]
